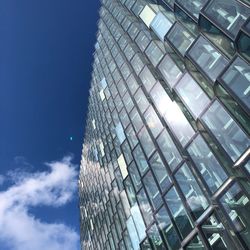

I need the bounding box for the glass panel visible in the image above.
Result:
[128,161,141,192]
[131,53,145,75]
[166,22,195,56]
[131,203,147,241]
[149,152,171,191]
[175,73,210,118]
[221,56,250,111]
[124,177,136,207]
[139,66,157,92]
[220,183,250,247]
[237,31,250,62]
[144,106,163,138]
[185,235,205,250]
[126,73,139,95]
[135,30,151,52]
[150,12,173,41]
[201,213,233,249]
[115,122,126,144]
[126,217,140,250]
[158,54,183,89]
[188,36,229,82]
[139,5,156,27]
[145,41,164,67]
[199,15,236,58]
[150,83,195,147]
[134,88,149,114]
[147,224,165,250]
[133,144,149,175]
[138,126,155,158]
[203,0,250,38]
[176,0,209,19]
[201,100,250,162]
[157,129,182,171]
[175,5,199,36]
[165,187,193,239]
[143,171,162,209]
[175,163,209,219]
[130,107,143,133]
[137,188,154,226]
[187,134,228,193]
[155,206,181,250]
[125,124,138,149]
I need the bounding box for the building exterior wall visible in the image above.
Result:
[79,0,250,249]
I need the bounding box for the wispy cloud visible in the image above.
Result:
[0,175,5,185]
[0,156,79,250]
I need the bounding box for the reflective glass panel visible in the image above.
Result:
[137,188,154,226]
[155,206,181,250]
[149,152,171,191]
[185,235,205,250]
[147,224,165,249]
[203,0,250,38]
[202,101,250,162]
[144,106,163,138]
[175,73,210,118]
[221,56,250,111]
[165,187,193,239]
[157,129,182,171]
[158,54,183,88]
[166,22,195,56]
[145,41,164,67]
[220,183,250,247]
[187,134,228,193]
[176,0,209,19]
[143,171,162,209]
[175,163,209,219]
[150,83,195,146]
[138,126,155,158]
[188,36,229,82]
[150,12,173,41]
[133,144,149,175]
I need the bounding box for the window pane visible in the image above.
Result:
[219,183,250,247]
[139,66,157,92]
[150,12,173,41]
[147,224,165,250]
[165,187,193,239]
[201,213,232,249]
[145,41,164,67]
[221,56,250,111]
[201,100,250,162]
[150,83,195,146]
[143,171,162,209]
[138,126,155,158]
[176,0,209,19]
[203,0,250,38]
[157,129,182,171]
[188,36,229,82]
[175,73,210,118]
[187,134,228,193]
[166,22,194,56]
[149,152,172,191]
[158,54,183,89]
[128,161,141,192]
[134,88,149,114]
[175,163,209,219]
[133,144,149,175]
[185,235,205,250]
[137,188,154,226]
[144,106,163,138]
[155,206,181,250]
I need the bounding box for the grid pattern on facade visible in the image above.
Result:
[79,0,250,249]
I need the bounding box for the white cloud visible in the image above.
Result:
[0,156,79,250]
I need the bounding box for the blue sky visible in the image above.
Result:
[0,0,100,249]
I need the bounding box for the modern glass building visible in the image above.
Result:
[79,0,250,249]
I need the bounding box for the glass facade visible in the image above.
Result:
[79,0,250,249]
